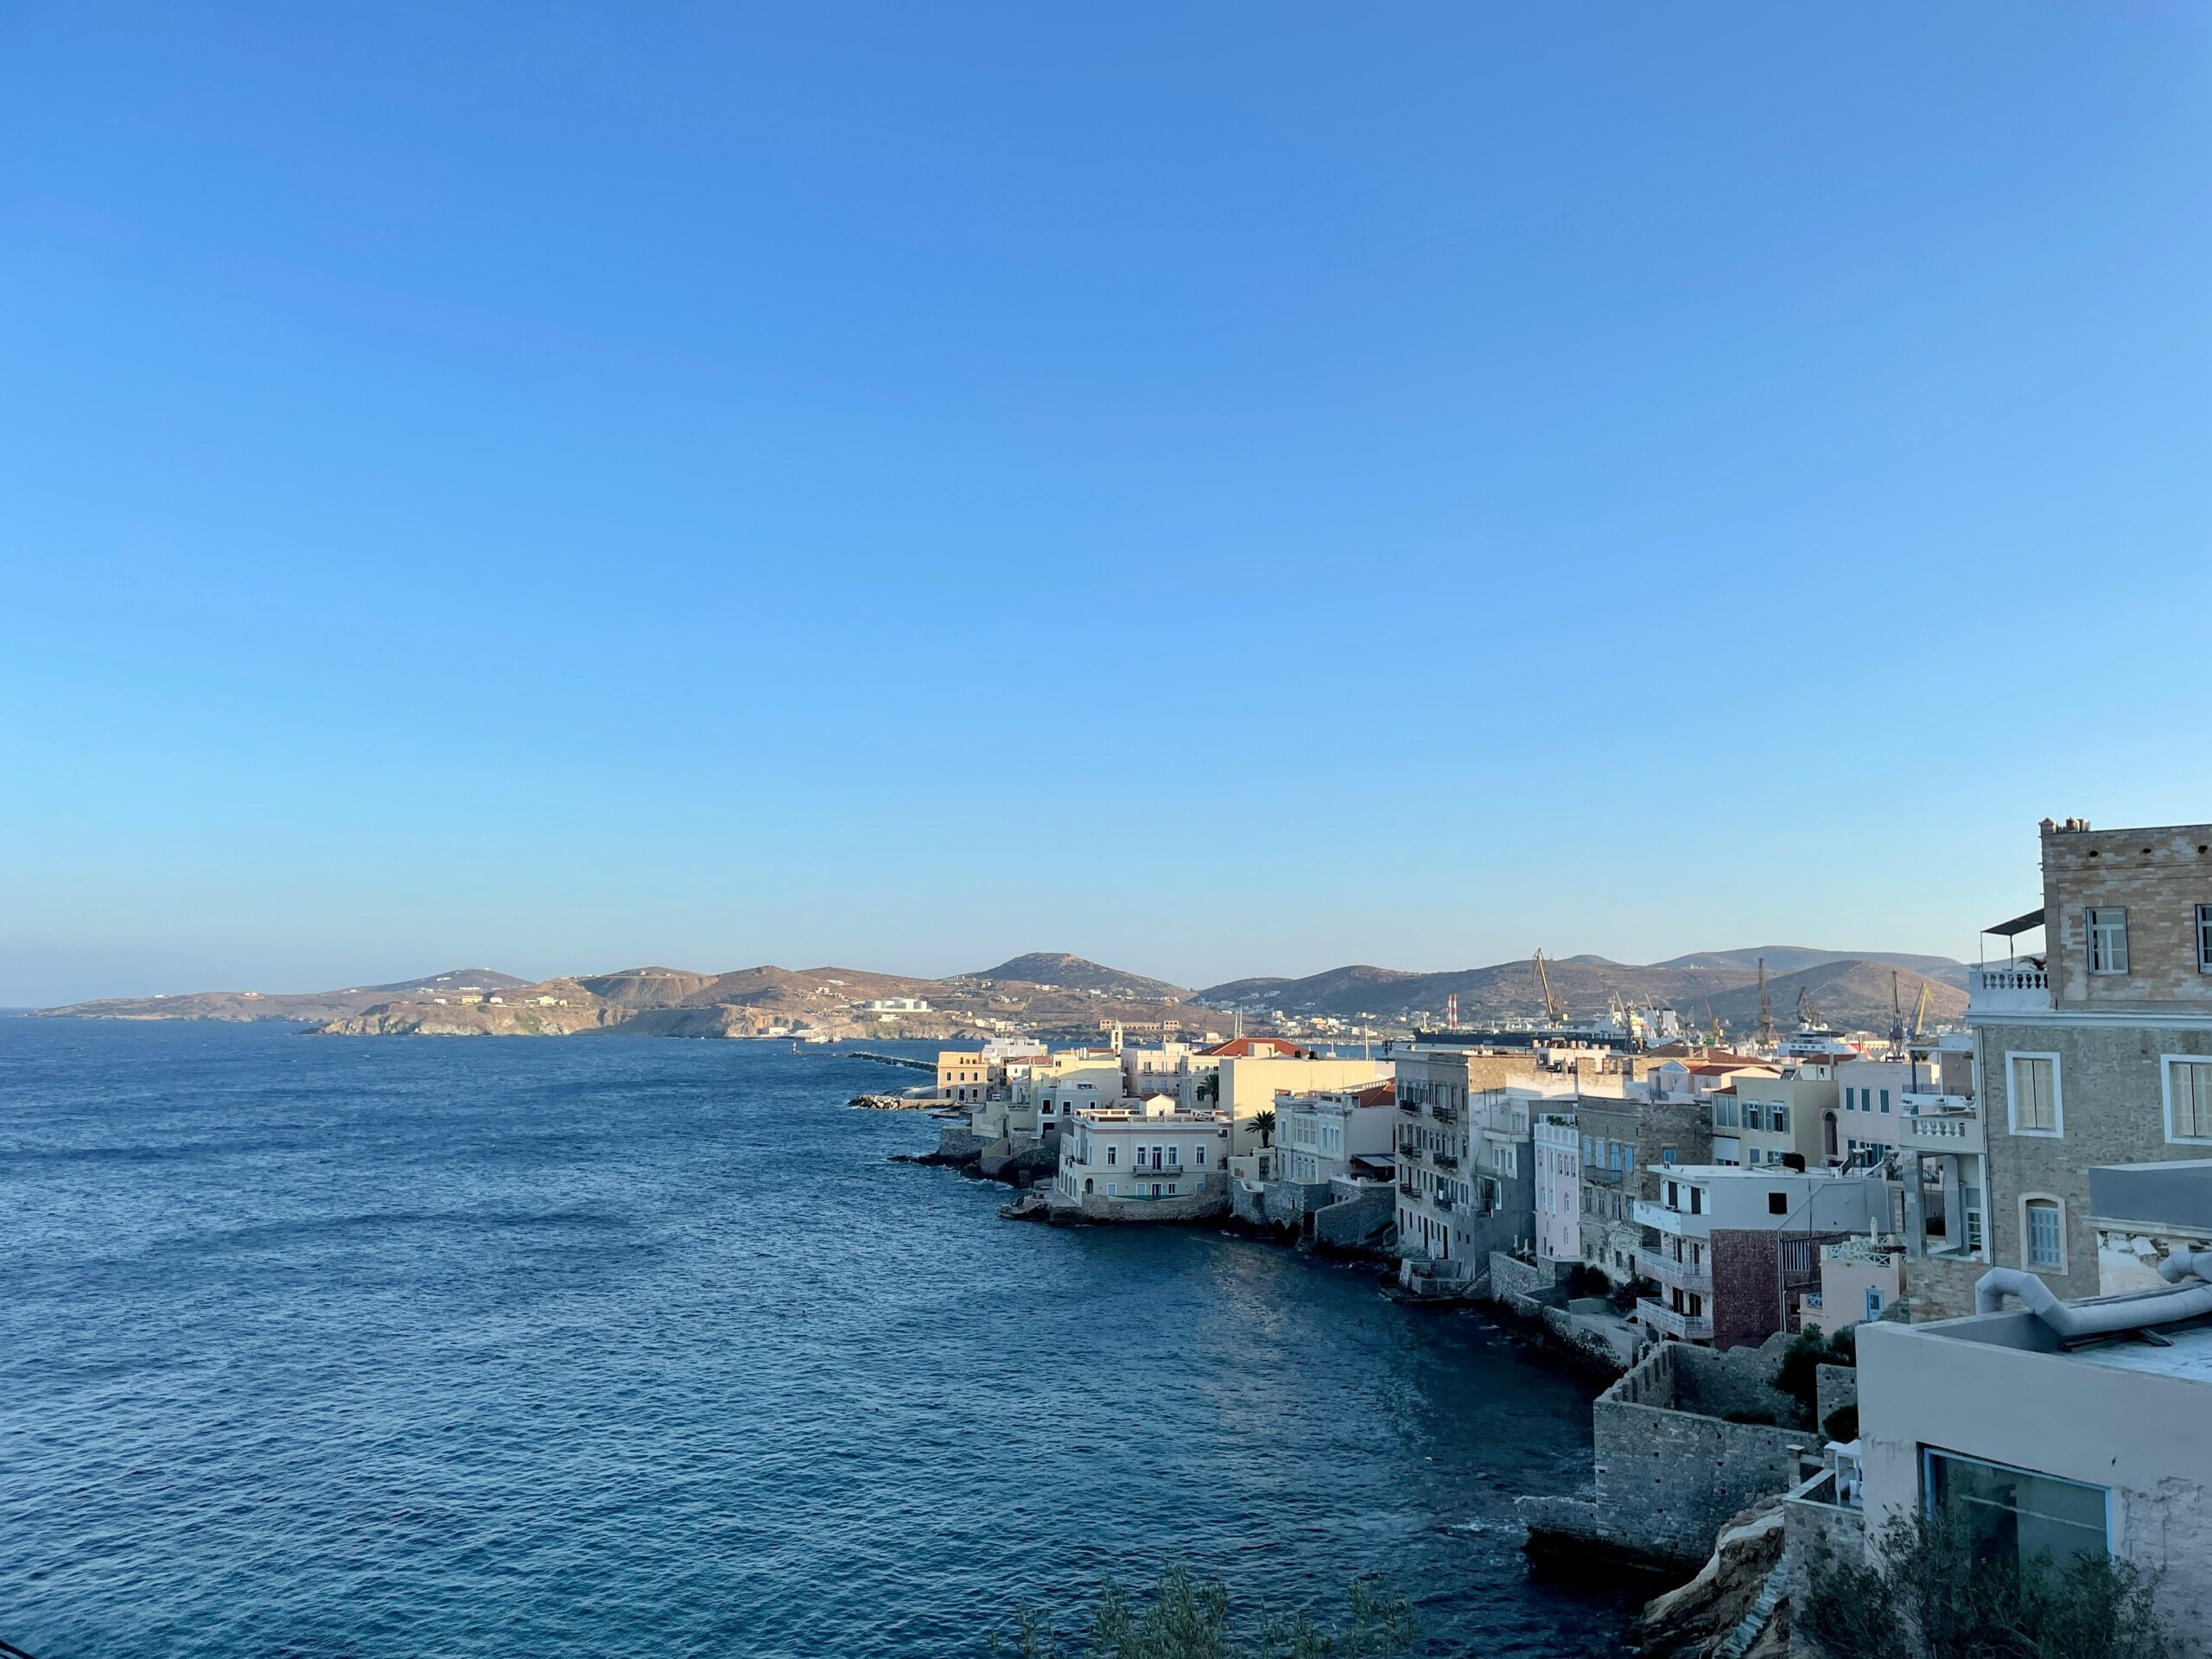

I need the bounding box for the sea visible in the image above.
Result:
[0,1018,1633,1657]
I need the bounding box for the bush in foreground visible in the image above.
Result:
[1802,1508,2185,1659]
[1001,1565,1416,1659]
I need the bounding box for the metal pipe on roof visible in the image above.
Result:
[1975,1254,2212,1338]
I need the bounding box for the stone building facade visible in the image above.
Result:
[1958,818,2212,1305]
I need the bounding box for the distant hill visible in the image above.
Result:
[1198,951,1966,1035]
[1656,945,1967,988]
[35,968,531,1025]
[967,952,1190,1001]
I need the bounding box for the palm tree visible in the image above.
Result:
[1250,1108,1277,1149]
[1196,1071,1219,1105]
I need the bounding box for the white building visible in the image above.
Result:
[1054,1096,1231,1219]
[1278,1082,1397,1186]
[1534,1109,1580,1268]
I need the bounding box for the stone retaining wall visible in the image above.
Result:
[1311,1184,1394,1249]
[1546,1340,1816,1564]
[1488,1250,1557,1303]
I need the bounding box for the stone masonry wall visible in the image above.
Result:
[1488,1250,1556,1303]
[1311,1184,1394,1249]
[1977,1017,2212,1301]
[1589,1341,1811,1561]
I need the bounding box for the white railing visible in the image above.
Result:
[1968,961,2051,1013]
[1633,1198,1709,1236]
[1636,1247,1712,1294]
[1637,1297,1713,1340]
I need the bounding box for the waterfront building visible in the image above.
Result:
[1534,1109,1580,1269]
[1279,1081,1397,1186]
[1187,1052,1390,1155]
[1052,1096,1231,1220]
[1914,817,2212,1319]
[1578,1083,1713,1287]
[1634,1165,1892,1347]
[936,1050,988,1108]
[1391,1046,1553,1276]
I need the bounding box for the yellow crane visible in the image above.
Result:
[1911,981,1933,1039]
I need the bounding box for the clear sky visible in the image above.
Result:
[4,3,2210,1005]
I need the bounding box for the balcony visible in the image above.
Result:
[1967,960,2051,1014]
[1635,1247,1712,1294]
[1398,1179,1420,1198]
[1632,1198,1710,1238]
[1431,1192,1456,1214]
[1430,1103,1460,1125]
[1432,1152,1459,1170]
[1637,1298,1713,1341]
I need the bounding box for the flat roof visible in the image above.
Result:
[2075,1321,2212,1385]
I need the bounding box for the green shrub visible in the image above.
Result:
[1820,1404,1858,1443]
[1802,1508,2183,1659]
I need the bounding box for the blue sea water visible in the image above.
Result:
[0,1019,1629,1657]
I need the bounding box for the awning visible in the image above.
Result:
[1982,906,2046,938]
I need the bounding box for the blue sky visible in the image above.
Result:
[4,3,2210,1004]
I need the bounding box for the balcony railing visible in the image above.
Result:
[1632,1198,1709,1236]
[1398,1180,1420,1198]
[1430,1103,1460,1124]
[1968,960,2051,1014]
[1635,1247,1712,1294]
[1637,1297,1714,1340]
[1431,1192,1456,1214]
[1432,1152,1459,1169]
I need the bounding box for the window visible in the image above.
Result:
[1106,1146,1117,1166]
[1767,1191,1789,1216]
[2086,906,2130,975]
[1662,1145,1678,1165]
[2008,1055,2061,1135]
[1771,1104,1790,1134]
[1842,1088,1854,1111]
[2199,906,2212,975]
[1713,1099,1738,1128]
[1880,1090,1891,1114]
[1865,1286,1885,1322]
[2026,1198,2063,1269]
[1924,1451,2107,1567]
[1166,1144,1179,1166]
[2164,1058,2212,1142]
[1194,1145,1206,1166]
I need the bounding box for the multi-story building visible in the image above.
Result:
[1918,817,2212,1318]
[936,1050,988,1108]
[1278,1081,1397,1187]
[1181,1046,1388,1156]
[1577,1082,1714,1287]
[1390,1045,1557,1274]
[1633,1165,1891,1348]
[1834,1057,1916,1165]
[1052,1096,1231,1219]
[1710,1066,1837,1168]
[1534,1109,1580,1268]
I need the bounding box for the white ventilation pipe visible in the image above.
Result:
[1974,1251,2212,1339]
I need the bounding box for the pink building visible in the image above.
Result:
[1535,1112,1581,1268]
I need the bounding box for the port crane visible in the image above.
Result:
[1532,950,1567,1025]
